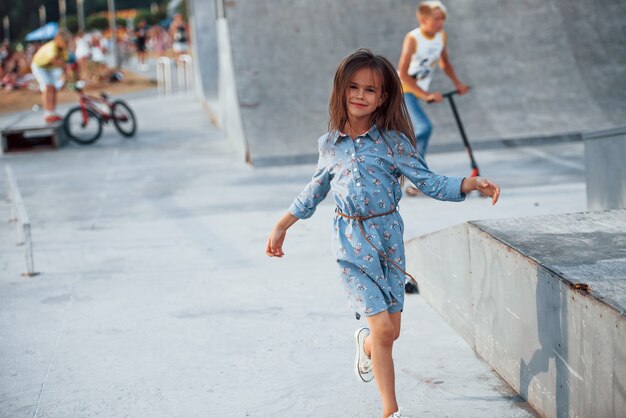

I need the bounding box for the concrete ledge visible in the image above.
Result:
[406,210,626,418]
[1,114,67,154]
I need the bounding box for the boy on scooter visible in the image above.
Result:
[398,0,470,196]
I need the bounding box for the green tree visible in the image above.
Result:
[134,8,152,26]
[86,15,109,31]
[65,15,78,33]
[1,0,171,42]
[115,17,127,29]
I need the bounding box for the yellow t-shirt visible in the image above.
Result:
[32,41,68,69]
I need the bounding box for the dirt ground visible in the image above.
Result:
[0,71,156,115]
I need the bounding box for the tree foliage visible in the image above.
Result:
[1,0,171,42]
[133,8,167,26]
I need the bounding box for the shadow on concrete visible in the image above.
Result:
[520,268,570,418]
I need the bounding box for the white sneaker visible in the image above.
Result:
[354,327,373,382]
[387,412,409,418]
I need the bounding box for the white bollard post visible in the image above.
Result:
[156,57,173,95]
[4,166,37,276]
[156,59,164,95]
[23,223,34,275]
[177,56,185,92]
[185,55,193,93]
[177,54,193,93]
[3,166,17,224]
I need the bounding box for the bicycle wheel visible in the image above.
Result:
[63,106,103,145]
[111,100,137,137]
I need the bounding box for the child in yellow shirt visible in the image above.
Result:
[31,30,72,123]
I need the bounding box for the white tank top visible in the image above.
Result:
[406,28,446,92]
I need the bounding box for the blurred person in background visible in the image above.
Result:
[0,40,9,62]
[398,1,469,197]
[74,31,91,80]
[134,20,149,71]
[89,33,108,82]
[149,24,168,57]
[30,29,73,123]
[169,13,189,59]
[1,44,28,91]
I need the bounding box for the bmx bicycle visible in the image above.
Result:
[63,80,137,145]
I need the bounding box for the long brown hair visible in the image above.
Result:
[328,48,416,149]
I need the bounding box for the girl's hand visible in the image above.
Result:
[475,177,500,205]
[266,226,287,257]
[462,177,500,205]
[265,212,298,257]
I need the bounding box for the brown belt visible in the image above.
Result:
[335,206,416,285]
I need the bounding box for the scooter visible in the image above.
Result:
[443,89,480,177]
[404,89,480,295]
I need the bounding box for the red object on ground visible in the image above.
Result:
[45,115,62,123]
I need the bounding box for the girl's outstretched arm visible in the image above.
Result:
[266,212,299,258]
[461,177,501,205]
[267,134,332,258]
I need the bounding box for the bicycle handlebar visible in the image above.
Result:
[69,80,86,92]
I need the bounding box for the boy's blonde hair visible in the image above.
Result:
[418,1,447,19]
[54,29,73,47]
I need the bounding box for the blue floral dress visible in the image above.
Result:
[289,125,466,318]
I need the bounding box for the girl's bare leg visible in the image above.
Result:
[365,310,402,417]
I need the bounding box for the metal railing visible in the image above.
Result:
[3,165,37,276]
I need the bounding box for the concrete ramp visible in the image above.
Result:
[213,0,626,164]
[1,112,67,154]
[405,210,626,418]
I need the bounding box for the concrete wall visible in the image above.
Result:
[584,127,626,211]
[405,219,626,418]
[224,0,417,165]
[188,0,218,101]
[216,0,626,165]
[187,1,248,161]
[216,18,249,162]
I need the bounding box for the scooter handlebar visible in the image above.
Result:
[426,88,471,103]
[442,90,459,98]
[426,90,457,104]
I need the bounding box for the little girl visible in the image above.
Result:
[266,48,500,418]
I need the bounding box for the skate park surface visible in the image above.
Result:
[0,93,599,417]
[2,0,625,415]
[216,0,626,165]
